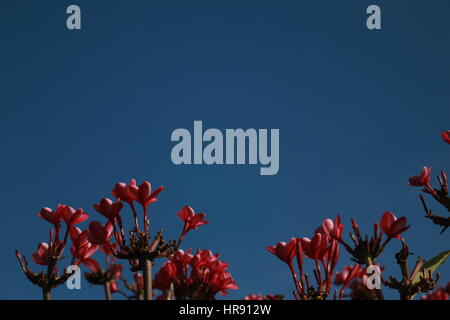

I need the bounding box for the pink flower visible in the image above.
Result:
[334,265,365,285]
[154,249,238,299]
[81,257,101,273]
[32,242,49,266]
[112,179,137,204]
[61,206,89,227]
[266,238,297,265]
[37,206,64,225]
[93,198,123,222]
[408,167,432,187]
[337,264,363,299]
[380,212,409,239]
[153,262,178,290]
[70,227,99,264]
[441,131,450,144]
[87,221,113,245]
[130,181,164,208]
[300,233,329,261]
[317,215,344,240]
[178,206,209,235]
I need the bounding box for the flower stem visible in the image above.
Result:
[142,259,152,300]
[43,258,56,300]
[42,288,51,300]
[104,281,112,300]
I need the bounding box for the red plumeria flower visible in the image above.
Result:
[81,257,101,273]
[87,221,114,245]
[153,261,178,290]
[177,206,209,246]
[210,271,239,296]
[317,215,344,240]
[154,249,237,299]
[441,131,450,144]
[266,238,297,266]
[37,206,64,225]
[61,206,89,227]
[334,265,366,285]
[300,233,329,262]
[130,181,164,209]
[70,227,98,264]
[112,179,137,205]
[380,212,409,239]
[408,166,432,187]
[93,198,123,222]
[178,206,209,235]
[337,264,362,299]
[32,242,49,266]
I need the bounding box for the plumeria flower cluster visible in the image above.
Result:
[15,205,90,299]
[153,249,238,300]
[88,179,209,300]
[15,179,209,300]
[267,212,410,300]
[267,219,341,300]
[407,131,450,234]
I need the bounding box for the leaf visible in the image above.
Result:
[412,250,450,283]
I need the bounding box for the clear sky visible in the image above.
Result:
[1,0,449,299]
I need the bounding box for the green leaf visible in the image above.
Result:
[412,250,450,283]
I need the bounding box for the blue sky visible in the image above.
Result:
[0,0,449,299]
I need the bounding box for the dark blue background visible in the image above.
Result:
[1,0,449,299]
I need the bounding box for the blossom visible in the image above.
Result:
[37,206,64,225]
[334,265,366,285]
[336,264,365,299]
[178,206,209,237]
[154,249,238,299]
[129,181,164,208]
[266,238,297,266]
[300,233,329,261]
[70,227,98,264]
[87,221,114,245]
[380,212,409,239]
[441,131,450,144]
[93,198,123,222]
[112,179,137,204]
[32,242,49,266]
[153,262,178,290]
[317,215,344,240]
[408,166,432,187]
[81,257,101,273]
[61,206,89,227]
